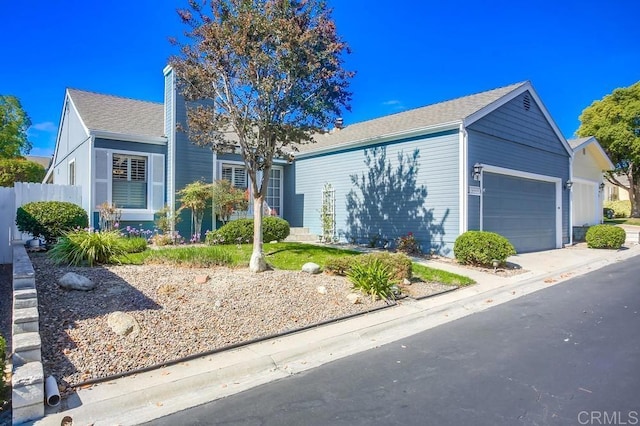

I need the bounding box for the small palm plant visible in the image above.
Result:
[347,259,394,301]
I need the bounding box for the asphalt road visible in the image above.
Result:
[149,256,640,426]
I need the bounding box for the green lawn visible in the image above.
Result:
[118,242,473,287]
[412,263,475,286]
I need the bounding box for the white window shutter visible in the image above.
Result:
[151,154,165,211]
[94,149,110,207]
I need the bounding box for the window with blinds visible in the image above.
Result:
[112,154,147,209]
[221,165,248,189]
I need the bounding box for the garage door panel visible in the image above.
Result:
[483,172,556,253]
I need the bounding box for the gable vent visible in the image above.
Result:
[523,93,531,111]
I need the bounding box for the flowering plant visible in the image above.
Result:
[395,232,421,255]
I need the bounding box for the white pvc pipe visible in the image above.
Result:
[45,375,61,406]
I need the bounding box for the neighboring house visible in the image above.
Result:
[603,174,630,202]
[46,72,573,255]
[289,81,573,255]
[25,156,52,171]
[567,137,614,227]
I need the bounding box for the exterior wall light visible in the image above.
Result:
[599,182,606,191]
[472,163,483,181]
[565,180,573,190]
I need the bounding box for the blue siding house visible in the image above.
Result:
[46,73,572,255]
[287,82,573,254]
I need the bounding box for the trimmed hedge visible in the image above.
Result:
[586,225,626,249]
[16,201,88,244]
[206,217,290,245]
[453,231,516,267]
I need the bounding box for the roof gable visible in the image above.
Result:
[568,136,614,170]
[67,89,165,139]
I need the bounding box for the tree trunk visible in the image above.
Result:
[249,194,268,272]
[631,185,640,218]
[630,169,640,218]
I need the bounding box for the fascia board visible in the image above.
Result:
[91,130,168,145]
[296,121,462,159]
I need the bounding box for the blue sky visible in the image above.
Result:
[2,0,638,157]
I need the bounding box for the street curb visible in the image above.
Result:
[33,245,640,426]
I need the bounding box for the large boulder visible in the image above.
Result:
[58,272,95,291]
[107,311,140,339]
[302,262,321,274]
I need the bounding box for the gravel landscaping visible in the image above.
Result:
[28,253,459,396]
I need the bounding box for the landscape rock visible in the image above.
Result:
[107,311,140,339]
[58,273,95,291]
[316,286,327,295]
[403,278,411,286]
[195,275,210,284]
[302,262,321,274]
[347,293,362,304]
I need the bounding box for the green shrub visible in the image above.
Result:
[347,259,394,301]
[119,236,148,253]
[395,232,421,255]
[48,230,127,266]
[454,231,516,267]
[263,216,290,242]
[324,252,412,283]
[206,217,290,245]
[360,252,412,282]
[324,257,353,275]
[0,158,46,187]
[16,201,88,244]
[586,225,626,249]
[604,200,631,218]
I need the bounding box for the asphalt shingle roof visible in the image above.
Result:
[299,81,528,153]
[567,137,592,150]
[67,89,164,139]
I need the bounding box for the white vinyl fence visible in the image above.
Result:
[0,183,81,264]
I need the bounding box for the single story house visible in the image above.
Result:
[567,137,614,228]
[289,81,574,254]
[45,70,577,255]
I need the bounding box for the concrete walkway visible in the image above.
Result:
[34,243,640,426]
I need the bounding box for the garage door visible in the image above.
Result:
[483,172,556,253]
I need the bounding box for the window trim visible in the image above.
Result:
[112,153,149,210]
[68,158,76,186]
[94,148,160,221]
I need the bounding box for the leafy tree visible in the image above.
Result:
[0,158,45,187]
[577,81,640,216]
[212,179,248,224]
[171,0,353,271]
[177,180,213,242]
[0,95,32,158]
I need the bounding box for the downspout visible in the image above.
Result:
[568,154,573,246]
[458,123,468,235]
[89,136,95,228]
[212,151,218,230]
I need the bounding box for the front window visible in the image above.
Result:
[221,164,248,189]
[112,154,147,209]
[266,168,282,216]
[68,160,76,186]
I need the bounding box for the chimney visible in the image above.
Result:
[334,117,344,130]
